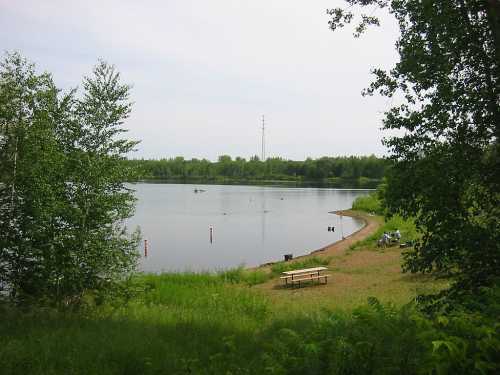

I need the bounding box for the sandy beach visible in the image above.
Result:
[256,209,382,270]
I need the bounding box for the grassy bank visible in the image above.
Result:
[1,273,498,374]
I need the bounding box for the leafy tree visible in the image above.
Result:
[61,60,140,305]
[0,53,139,306]
[217,154,234,177]
[0,53,69,302]
[328,1,500,301]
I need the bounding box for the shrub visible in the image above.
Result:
[352,192,383,215]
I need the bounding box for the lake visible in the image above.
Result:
[127,183,371,272]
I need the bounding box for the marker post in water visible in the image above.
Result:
[340,214,344,239]
[144,239,148,257]
[209,226,213,243]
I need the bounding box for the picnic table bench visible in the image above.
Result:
[280,266,329,288]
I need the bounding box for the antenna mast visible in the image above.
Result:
[261,115,265,161]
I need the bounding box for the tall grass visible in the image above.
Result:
[1,289,499,374]
[217,267,269,286]
[0,272,271,374]
[135,272,269,321]
[270,256,331,275]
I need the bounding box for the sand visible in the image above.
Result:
[255,209,382,270]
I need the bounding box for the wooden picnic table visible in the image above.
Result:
[281,266,329,288]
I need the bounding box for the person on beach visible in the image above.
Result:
[378,232,391,248]
[384,232,392,244]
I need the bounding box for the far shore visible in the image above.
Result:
[133,178,381,189]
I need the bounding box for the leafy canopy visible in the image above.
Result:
[328,1,500,302]
[0,52,140,306]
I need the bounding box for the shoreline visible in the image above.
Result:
[132,179,381,190]
[255,210,381,269]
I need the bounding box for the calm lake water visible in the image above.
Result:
[127,183,371,272]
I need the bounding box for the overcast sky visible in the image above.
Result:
[1,0,400,161]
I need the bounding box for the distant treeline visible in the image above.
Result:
[127,155,389,187]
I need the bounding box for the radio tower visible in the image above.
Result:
[261,115,266,161]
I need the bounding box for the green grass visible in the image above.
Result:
[135,272,269,321]
[0,272,273,374]
[1,283,498,375]
[0,260,497,374]
[270,256,331,275]
[217,267,270,286]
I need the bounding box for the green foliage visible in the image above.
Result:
[424,287,500,375]
[0,52,139,306]
[1,284,499,374]
[352,191,383,215]
[261,300,425,374]
[329,1,500,300]
[270,256,331,275]
[127,154,389,187]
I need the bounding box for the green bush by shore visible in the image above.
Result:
[351,191,383,215]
